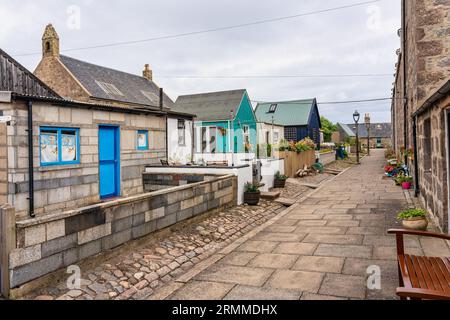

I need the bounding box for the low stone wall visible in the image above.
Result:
[8,174,237,290]
[143,172,216,191]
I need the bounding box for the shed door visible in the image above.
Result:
[99,126,120,199]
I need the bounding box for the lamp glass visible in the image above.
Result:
[353,111,360,123]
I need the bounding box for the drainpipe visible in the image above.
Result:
[413,116,420,197]
[160,88,169,162]
[402,0,408,166]
[27,100,35,218]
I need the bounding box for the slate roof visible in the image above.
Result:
[255,99,316,126]
[345,123,392,138]
[59,55,173,108]
[172,89,247,121]
[0,48,60,98]
[337,123,356,137]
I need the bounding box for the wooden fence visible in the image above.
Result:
[276,150,316,178]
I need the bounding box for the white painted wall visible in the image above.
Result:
[145,165,253,205]
[193,153,256,166]
[167,118,193,165]
[259,159,285,192]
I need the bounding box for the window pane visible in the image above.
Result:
[137,131,148,149]
[210,127,217,154]
[201,127,208,153]
[61,131,77,162]
[41,130,58,163]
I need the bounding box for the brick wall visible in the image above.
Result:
[8,174,237,289]
[0,100,166,221]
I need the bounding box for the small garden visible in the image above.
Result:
[384,146,414,190]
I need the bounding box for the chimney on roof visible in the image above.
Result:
[42,24,60,58]
[143,64,153,81]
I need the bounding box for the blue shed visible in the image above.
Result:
[255,99,322,145]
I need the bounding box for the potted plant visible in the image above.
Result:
[397,209,428,230]
[244,182,261,206]
[402,176,413,190]
[394,174,404,186]
[274,171,288,188]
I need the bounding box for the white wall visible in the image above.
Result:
[145,165,253,205]
[167,118,193,165]
[193,153,256,166]
[260,159,285,192]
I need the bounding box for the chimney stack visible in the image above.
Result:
[143,64,153,81]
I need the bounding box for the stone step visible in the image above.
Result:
[275,198,297,207]
[260,191,281,200]
[300,183,320,189]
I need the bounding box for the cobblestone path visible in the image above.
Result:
[25,173,330,300]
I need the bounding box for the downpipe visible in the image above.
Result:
[27,100,35,218]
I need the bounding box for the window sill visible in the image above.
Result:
[38,163,83,172]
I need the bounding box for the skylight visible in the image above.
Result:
[95,81,124,96]
[268,104,278,113]
[141,90,159,103]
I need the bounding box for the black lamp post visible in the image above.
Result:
[353,110,360,164]
[365,113,371,156]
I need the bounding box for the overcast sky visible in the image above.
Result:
[0,0,400,123]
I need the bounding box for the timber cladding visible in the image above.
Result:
[8,174,237,289]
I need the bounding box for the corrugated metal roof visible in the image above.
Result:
[0,48,60,99]
[255,99,315,126]
[172,89,246,121]
[59,55,173,108]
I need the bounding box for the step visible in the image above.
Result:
[275,198,297,207]
[260,191,281,200]
[300,183,320,189]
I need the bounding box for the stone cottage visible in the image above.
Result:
[391,0,450,232]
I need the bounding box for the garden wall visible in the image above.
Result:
[7,174,237,291]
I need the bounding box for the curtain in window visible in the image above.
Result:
[41,131,58,163]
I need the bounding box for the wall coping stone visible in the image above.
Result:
[16,174,235,228]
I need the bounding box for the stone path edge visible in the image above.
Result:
[148,166,354,300]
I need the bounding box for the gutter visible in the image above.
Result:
[412,80,450,118]
[27,100,35,218]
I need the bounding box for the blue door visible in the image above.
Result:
[99,126,120,199]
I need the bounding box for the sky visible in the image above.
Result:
[0,0,401,124]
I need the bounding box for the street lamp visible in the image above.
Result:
[365,113,371,156]
[353,110,360,164]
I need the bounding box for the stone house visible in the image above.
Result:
[391,0,450,232]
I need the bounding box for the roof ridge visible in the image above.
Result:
[177,88,246,98]
[257,98,315,105]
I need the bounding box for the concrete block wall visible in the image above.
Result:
[0,101,166,221]
[9,174,237,289]
[0,123,7,204]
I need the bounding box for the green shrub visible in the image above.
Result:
[245,182,260,193]
[275,171,288,180]
[397,209,427,220]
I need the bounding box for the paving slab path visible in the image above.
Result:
[156,149,450,300]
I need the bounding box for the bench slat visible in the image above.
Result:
[422,256,443,292]
[416,256,434,290]
[405,255,420,289]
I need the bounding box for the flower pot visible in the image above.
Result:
[402,182,412,190]
[274,178,286,189]
[244,191,261,206]
[402,217,428,231]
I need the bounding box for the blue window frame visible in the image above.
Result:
[137,130,149,150]
[40,127,80,166]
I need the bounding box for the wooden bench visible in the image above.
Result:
[206,161,228,167]
[388,229,450,300]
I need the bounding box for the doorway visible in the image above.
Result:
[99,125,120,199]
